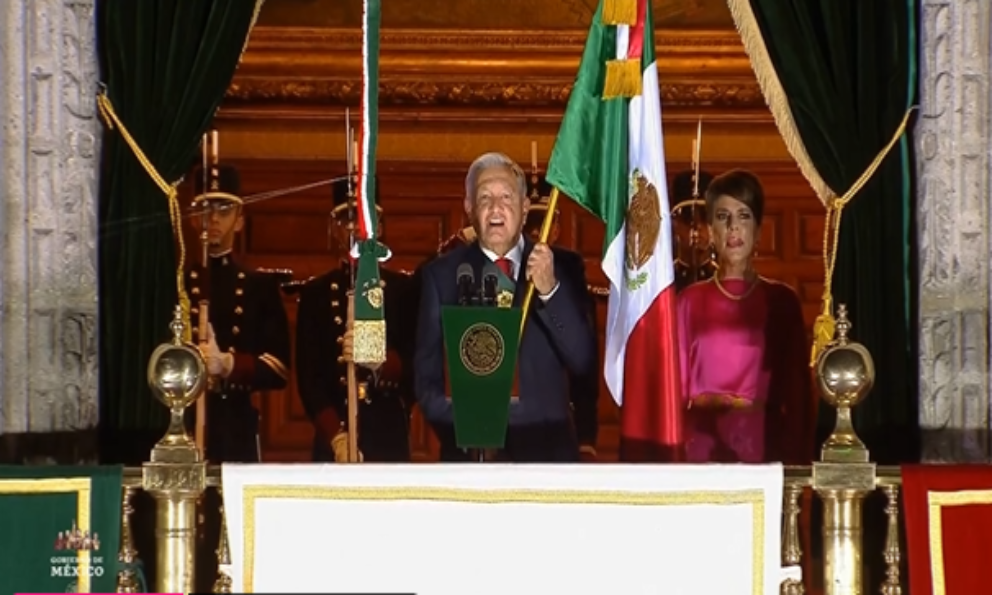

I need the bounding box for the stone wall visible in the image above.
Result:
[917,0,992,462]
[0,0,100,441]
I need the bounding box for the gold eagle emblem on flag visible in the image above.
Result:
[625,172,662,272]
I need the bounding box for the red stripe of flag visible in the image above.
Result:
[625,0,647,60]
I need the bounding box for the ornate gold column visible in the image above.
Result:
[812,305,876,595]
[142,306,209,594]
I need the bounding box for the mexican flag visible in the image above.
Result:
[355,0,380,243]
[351,0,390,363]
[546,0,683,461]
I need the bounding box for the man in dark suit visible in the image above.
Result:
[185,163,291,463]
[414,152,597,462]
[294,177,415,462]
[522,177,599,462]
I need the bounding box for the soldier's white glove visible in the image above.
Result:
[202,323,234,378]
[330,432,363,463]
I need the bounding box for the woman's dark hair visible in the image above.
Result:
[704,169,765,226]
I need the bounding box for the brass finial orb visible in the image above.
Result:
[815,304,875,463]
[146,305,207,460]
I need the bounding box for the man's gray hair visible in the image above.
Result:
[465,152,528,201]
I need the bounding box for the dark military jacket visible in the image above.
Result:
[295,263,417,462]
[574,282,600,449]
[185,252,292,462]
[674,258,718,293]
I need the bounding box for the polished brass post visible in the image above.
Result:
[812,304,876,595]
[143,306,209,595]
[880,484,903,595]
[781,483,805,595]
[116,485,140,593]
[213,487,233,594]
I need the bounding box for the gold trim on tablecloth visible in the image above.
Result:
[927,488,992,595]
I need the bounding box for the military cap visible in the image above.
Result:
[331,176,384,218]
[525,173,559,232]
[670,169,713,224]
[192,164,242,205]
[437,226,476,254]
[670,169,714,202]
[526,174,555,207]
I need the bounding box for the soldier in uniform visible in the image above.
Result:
[436,225,476,254]
[523,177,600,462]
[670,169,718,292]
[184,162,292,594]
[295,177,416,462]
[185,163,292,463]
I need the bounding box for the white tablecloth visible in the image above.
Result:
[222,463,783,595]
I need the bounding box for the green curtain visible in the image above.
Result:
[741,0,919,463]
[97,0,263,456]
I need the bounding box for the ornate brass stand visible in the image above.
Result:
[813,304,876,595]
[143,306,209,594]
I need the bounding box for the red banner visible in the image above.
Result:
[902,465,992,595]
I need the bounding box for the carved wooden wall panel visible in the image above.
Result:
[182,159,823,462]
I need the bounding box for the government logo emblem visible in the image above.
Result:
[459,322,504,376]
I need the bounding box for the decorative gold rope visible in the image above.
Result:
[810,106,918,366]
[236,0,268,65]
[725,0,835,204]
[726,0,918,366]
[96,91,192,343]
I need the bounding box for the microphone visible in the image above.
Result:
[481,262,499,307]
[456,263,475,306]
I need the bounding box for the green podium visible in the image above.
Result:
[441,305,523,449]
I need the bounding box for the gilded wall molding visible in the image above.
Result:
[227,27,763,109]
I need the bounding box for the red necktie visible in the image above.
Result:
[495,257,513,278]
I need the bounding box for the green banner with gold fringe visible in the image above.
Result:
[0,466,123,595]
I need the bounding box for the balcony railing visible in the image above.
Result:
[112,464,907,594]
[126,301,896,593]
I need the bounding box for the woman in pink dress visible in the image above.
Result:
[678,169,812,464]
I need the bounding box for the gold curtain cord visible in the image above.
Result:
[810,105,919,367]
[237,0,268,65]
[96,90,192,343]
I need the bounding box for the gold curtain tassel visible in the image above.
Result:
[602,0,637,25]
[602,59,642,100]
[812,106,918,367]
[810,295,835,368]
